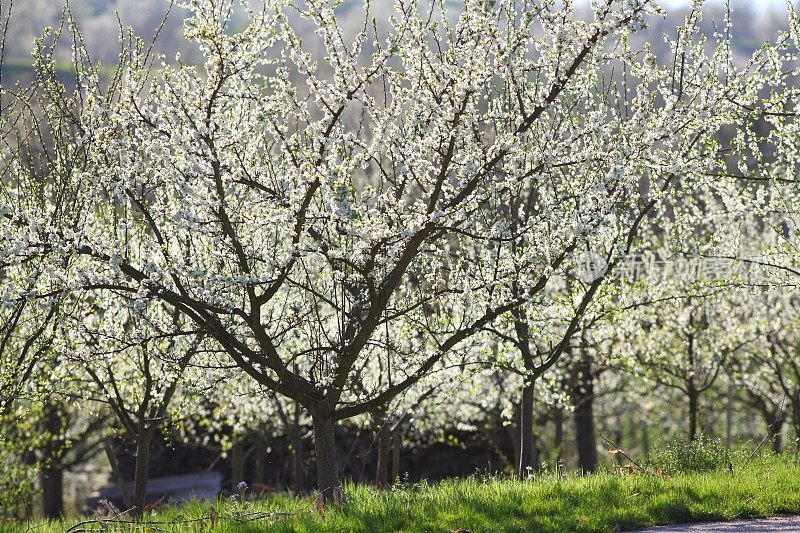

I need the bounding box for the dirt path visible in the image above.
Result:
[629,516,800,532]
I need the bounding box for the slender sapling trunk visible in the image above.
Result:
[132,427,154,517]
[518,381,535,478]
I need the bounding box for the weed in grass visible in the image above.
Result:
[647,434,733,475]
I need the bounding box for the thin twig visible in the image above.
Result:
[600,433,645,472]
[742,398,786,471]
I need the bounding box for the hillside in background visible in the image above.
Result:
[0,0,791,78]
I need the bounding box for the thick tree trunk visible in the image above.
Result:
[571,354,597,473]
[231,439,246,487]
[374,409,390,488]
[518,382,535,478]
[312,414,339,500]
[764,409,787,453]
[40,461,64,518]
[41,404,64,518]
[289,425,305,493]
[792,391,800,446]
[253,436,265,486]
[574,403,597,472]
[132,428,154,517]
[688,388,699,441]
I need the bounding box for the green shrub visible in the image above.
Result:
[648,434,732,475]
[0,447,37,521]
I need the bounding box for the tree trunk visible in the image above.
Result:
[725,383,733,450]
[312,414,339,500]
[289,425,305,493]
[792,391,800,447]
[41,404,64,518]
[688,388,699,441]
[508,424,520,473]
[374,409,390,488]
[518,382,535,478]
[507,399,521,470]
[571,354,597,473]
[132,428,154,517]
[628,416,638,452]
[40,460,64,518]
[231,439,246,487]
[253,436,265,487]
[553,407,564,467]
[574,403,597,472]
[104,441,132,510]
[764,408,787,453]
[391,425,402,483]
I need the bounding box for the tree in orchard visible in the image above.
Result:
[185,367,312,492]
[367,357,501,484]
[733,362,789,453]
[31,398,107,518]
[720,5,800,446]
[0,3,69,422]
[618,285,761,441]
[0,0,782,498]
[0,4,99,515]
[62,296,203,516]
[691,32,800,445]
[559,326,623,473]
[477,2,775,476]
[365,367,442,488]
[729,290,800,447]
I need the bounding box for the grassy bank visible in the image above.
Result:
[7,456,800,532]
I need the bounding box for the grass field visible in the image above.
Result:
[7,456,800,532]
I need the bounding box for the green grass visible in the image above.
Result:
[8,456,800,532]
